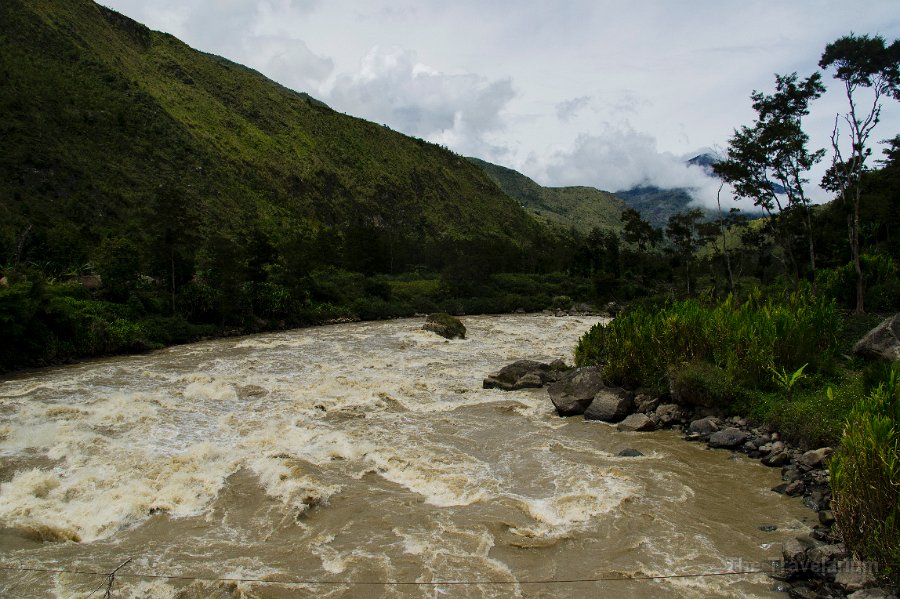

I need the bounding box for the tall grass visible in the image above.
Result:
[829,369,900,586]
[575,287,841,392]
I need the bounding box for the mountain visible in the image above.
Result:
[615,186,698,229]
[0,0,555,280]
[469,158,626,234]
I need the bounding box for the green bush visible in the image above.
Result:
[575,287,841,394]
[668,361,734,407]
[816,254,899,311]
[830,370,900,586]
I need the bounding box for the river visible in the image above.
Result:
[0,314,812,598]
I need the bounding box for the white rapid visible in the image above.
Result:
[0,314,812,598]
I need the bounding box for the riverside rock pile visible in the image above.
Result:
[483,361,899,598]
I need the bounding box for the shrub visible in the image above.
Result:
[668,361,734,407]
[575,287,841,394]
[550,295,573,310]
[829,371,900,586]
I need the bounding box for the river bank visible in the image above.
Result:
[484,357,898,598]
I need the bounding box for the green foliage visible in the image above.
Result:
[550,295,573,310]
[816,254,900,312]
[575,287,841,394]
[424,312,466,340]
[668,361,735,407]
[829,370,900,585]
[738,373,860,448]
[769,363,808,399]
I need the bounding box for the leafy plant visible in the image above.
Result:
[829,370,900,585]
[769,362,808,399]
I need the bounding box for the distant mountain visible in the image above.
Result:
[615,186,698,229]
[469,158,626,234]
[1,0,553,279]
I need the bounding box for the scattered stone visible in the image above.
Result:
[634,394,660,414]
[422,313,466,339]
[818,510,835,527]
[546,367,605,416]
[708,427,748,449]
[617,413,656,432]
[784,481,806,496]
[549,358,568,371]
[584,387,633,422]
[759,524,778,532]
[483,360,555,391]
[762,451,790,467]
[807,543,847,566]
[782,536,819,563]
[617,448,644,457]
[782,467,803,482]
[688,416,720,436]
[797,447,833,470]
[655,403,685,426]
[852,313,900,361]
[847,588,898,599]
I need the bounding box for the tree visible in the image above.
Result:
[819,34,900,313]
[666,209,709,294]
[714,73,825,288]
[621,208,662,251]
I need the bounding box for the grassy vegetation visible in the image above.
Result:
[830,367,899,586]
[575,286,841,393]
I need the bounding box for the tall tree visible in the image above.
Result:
[666,208,708,294]
[621,208,662,251]
[819,34,900,313]
[714,73,825,288]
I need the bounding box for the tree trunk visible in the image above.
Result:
[852,197,864,314]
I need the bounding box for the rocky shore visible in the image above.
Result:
[483,360,898,599]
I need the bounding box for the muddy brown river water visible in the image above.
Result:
[0,314,813,598]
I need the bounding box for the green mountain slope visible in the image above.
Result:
[1,0,553,278]
[615,186,697,229]
[469,158,626,234]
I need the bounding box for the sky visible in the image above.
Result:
[98,0,900,209]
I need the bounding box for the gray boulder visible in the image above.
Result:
[708,427,748,449]
[617,413,656,432]
[547,367,604,416]
[688,416,720,436]
[617,448,644,457]
[483,360,556,391]
[655,403,686,426]
[797,447,832,470]
[584,387,633,422]
[853,314,900,361]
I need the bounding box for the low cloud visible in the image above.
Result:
[324,46,515,159]
[525,126,758,211]
[555,96,592,122]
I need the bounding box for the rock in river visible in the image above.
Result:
[483,360,559,391]
[584,387,633,422]
[547,367,604,416]
[708,427,748,449]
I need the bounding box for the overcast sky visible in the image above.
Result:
[99,0,900,208]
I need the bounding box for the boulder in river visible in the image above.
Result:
[616,413,656,432]
[547,367,604,416]
[422,313,466,339]
[483,360,559,391]
[852,313,900,361]
[688,416,720,437]
[584,387,633,422]
[708,427,748,449]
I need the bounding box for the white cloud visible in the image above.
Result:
[555,96,592,122]
[324,46,516,159]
